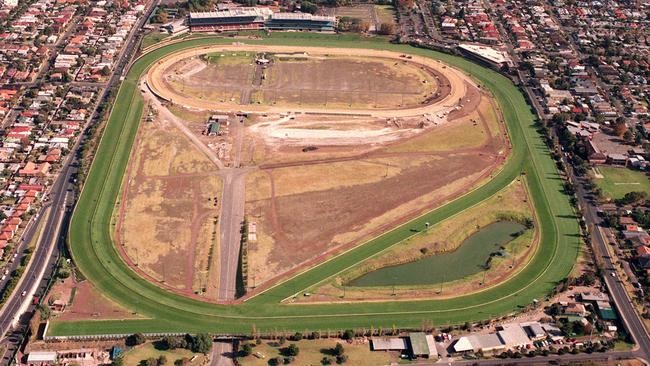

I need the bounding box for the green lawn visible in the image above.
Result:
[596,166,650,200]
[122,342,204,366]
[238,339,392,366]
[46,33,581,336]
[142,31,169,49]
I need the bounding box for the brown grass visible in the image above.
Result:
[296,179,537,302]
[121,119,222,292]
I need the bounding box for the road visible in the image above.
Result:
[210,341,235,366]
[559,152,650,363]
[0,1,159,364]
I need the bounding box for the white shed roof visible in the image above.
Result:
[453,337,473,352]
[27,351,57,362]
[497,324,532,348]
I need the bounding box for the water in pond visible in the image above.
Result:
[347,221,526,287]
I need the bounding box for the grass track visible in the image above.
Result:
[48,34,581,336]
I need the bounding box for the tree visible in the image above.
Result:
[613,119,627,137]
[292,332,303,341]
[342,329,354,340]
[126,333,146,346]
[283,344,299,357]
[240,343,253,357]
[378,23,395,35]
[623,129,635,143]
[336,354,348,364]
[152,9,168,23]
[158,355,168,365]
[190,333,212,354]
[332,343,345,356]
[321,357,333,365]
[112,355,124,366]
[618,191,647,206]
[100,65,111,76]
[145,357,157,366]
[578,272,596,286]
[161,336,181,350]
[300,1,318,14]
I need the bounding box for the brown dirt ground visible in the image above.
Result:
[138,45,512,301]
[169,55,437,110]
[244,85,508,290]
[57,280,141,321]
[117,112,222,297]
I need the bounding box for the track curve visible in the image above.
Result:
[48,36,580,336]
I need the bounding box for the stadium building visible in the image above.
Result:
[189,8,273,32]
[189,9,337,32]
[266,13,337,32]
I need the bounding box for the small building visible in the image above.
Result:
[564,302,589,317]
[497,324,532,349]
[207,122,220,136]
[407,332,437,358]
[27,351,57,365]
[522,322,546,340]
[370,337,408,352]
[595,301,617,320]
[453,334,505,354]
[607,153,628,166]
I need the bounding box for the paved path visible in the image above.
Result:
[143,78,250,301]
[210,341,235,366]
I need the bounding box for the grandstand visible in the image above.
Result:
[189,8,273,32]
[266,13,337,32]
[189,9,337,32]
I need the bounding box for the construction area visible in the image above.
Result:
[112,44,513,303]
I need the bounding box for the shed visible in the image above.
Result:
[371,337,407,351]
[469,334,505,353]
[497,324,531,348]
[425,334,438,358]
[27,351,57,365]
[408,332,431,357]
[208,122,220,135]
[453,337,473,353]
[522,322,546,340]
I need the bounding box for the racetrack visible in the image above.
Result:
[146,44,468,118]
[48,34,581,336]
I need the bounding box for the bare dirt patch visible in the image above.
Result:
[57,280,141,321]
[118,111,222,297]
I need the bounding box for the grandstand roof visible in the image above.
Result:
[270,12,336,22]
[190,7,273,20]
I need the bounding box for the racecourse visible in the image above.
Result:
[48,34,581,336]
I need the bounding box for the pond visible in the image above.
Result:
[347,221,527,287]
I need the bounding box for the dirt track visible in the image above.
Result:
[117,44,510,304]
[146,44,470,118]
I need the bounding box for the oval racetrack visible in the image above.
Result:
[47,35,581,336]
